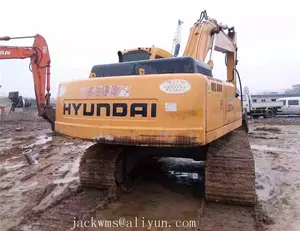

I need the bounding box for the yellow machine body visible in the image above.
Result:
[55,72,242,147]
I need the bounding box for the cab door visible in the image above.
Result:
[277,100,288,114]
[287,99,300,114]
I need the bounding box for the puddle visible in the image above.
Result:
[32,157,82,213]
[35,135,52,145]
[21,135,52,149]
[71,157,81,173]
[168,171,200,186]
[135,157,205,198]
[169,171,199,180]
[57,156,81,174]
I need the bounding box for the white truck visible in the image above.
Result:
[276,97,300,115]
[242,94,283,119]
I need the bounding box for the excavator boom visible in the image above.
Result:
[183,19,236,61]
[183,10,238,85]
[0,34,55,129]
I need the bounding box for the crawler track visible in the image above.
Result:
[205,130,256,205]
[79,143,124,201]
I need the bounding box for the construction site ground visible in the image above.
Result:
[1,108,300,231]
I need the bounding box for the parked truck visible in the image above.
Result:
[242,94,283,119]
[276,97,300,115]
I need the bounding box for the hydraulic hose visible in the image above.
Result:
[234,68,243,111]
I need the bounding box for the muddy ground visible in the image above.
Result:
[0,109,300,231]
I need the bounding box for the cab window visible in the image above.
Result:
[288,100,299,106]
[122,50,150,62]
[278,100,286,105]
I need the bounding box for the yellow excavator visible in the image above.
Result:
[1,10,256,206]
[68,10,255,205]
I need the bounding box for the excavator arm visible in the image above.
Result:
[0,34,55,130]
[183,10,237,84]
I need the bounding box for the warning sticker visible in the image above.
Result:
[165,102,177,112]
[207,82,212,94]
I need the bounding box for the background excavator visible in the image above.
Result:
[0,34,55,128]
[0,10,256,206]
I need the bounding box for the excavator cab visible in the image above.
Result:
[88,47,173,78]
[89,47,174,78]
[117,47,174,62]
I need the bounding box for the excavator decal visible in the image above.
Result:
[80,85,131,97]
[0,50,10,55]
[159,79,191,94]
[63,102,157,118]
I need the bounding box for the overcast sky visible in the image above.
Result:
[0,0,299,97]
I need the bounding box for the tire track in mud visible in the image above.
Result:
[13,188,107,231]
[5,156,107,231]
[197,202,258,231]
[0,124,94,231]
[10,156,260,231]
[249,124,300,231]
